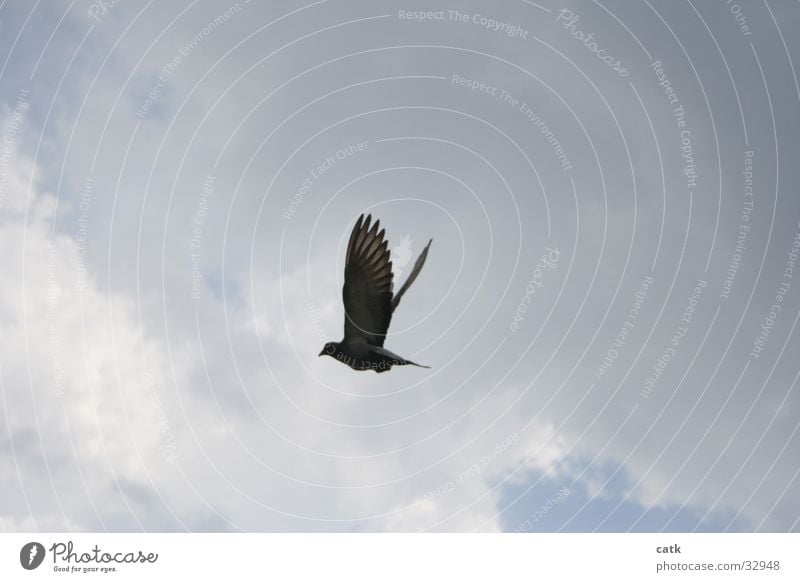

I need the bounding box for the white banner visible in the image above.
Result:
[1,533,797,581]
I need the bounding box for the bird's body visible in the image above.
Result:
[320,340,423,373]
[319,213,432,373]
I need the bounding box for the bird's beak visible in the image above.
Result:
[318,349,325,357]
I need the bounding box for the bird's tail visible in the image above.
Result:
[369,345,431,373]
[375,359,430,373]
[391,238,432,312]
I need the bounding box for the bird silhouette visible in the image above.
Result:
[319,213,432,373]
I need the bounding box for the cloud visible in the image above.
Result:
[2,0,798,533]
[0,140,187,530]
[0,139,543,533]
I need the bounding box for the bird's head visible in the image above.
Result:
[319,342,339,358]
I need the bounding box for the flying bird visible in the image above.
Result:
[319,213,432,373]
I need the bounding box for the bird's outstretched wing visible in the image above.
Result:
[391,238,432,313]
[342,214,393,347]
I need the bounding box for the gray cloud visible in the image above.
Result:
[0,0,798,532]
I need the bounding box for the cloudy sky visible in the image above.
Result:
[1,0,799,532]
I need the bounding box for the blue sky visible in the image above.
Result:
[0,0,799,532]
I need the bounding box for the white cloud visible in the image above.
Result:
[0,144,185,530]
[2,0,798,534]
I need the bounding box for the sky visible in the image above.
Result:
[0,0,799,532]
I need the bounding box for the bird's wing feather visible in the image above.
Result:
[342,214,394,347]
[391,238,432,312]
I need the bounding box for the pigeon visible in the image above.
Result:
[319,213,432,373]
